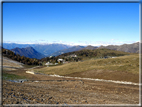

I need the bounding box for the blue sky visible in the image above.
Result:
[3,2,139,46]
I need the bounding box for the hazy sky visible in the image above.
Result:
[3,2,139,46]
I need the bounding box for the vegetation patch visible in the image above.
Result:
[3,73,26,80]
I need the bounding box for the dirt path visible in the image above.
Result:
[47,74,139,85]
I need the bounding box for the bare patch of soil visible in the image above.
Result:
[2,72,139,105]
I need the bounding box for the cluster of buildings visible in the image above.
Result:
[45,54,78,66]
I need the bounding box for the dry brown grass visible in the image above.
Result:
[34,54,139,82]
[34,54,139,74]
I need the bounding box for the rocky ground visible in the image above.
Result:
[2,72,139,105]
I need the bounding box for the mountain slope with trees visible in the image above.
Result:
[11,47,45,59]
[40,48,132,64]
[57,48,132,59]
[2,48,41,65]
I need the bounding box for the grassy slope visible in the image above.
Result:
[34,54,139,83]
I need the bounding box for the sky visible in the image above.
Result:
[3,2,140,46]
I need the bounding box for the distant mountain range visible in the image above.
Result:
[11,47,45,59]
[52,42,140,57]
[33,44,72,56]
[3,42,140,59]
[3,43,72,56]
[51,45,85,56]
[98,42,140,53]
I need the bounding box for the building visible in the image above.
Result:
[70,54,77,58]
[45,62,53,65]
[57,59,64,63]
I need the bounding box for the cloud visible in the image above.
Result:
[3,40,138,46]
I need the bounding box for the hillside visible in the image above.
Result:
[55,48,132,61]
[34,54,139,83]
[2,48,41,65]
[51,45,85,56]
[99,42,139,53]
[40,48,133,75]
[2,56,24,71]
[40,48,132,64]
[11,47,45,59]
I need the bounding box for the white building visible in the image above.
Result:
[45,62,50,65]
[70,54,77,58]
[45,62,53,65]
[57,59,63,62]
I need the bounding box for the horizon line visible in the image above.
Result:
[2,41,139,47]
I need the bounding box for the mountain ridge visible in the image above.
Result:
[11,47,45,59]
[3,42,140,58]
[98,42,140,53]
[81,45,98,50]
